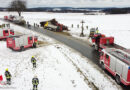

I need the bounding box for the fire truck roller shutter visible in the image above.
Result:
[115,60,125,77]
[15,38,20,47]
[110,55,116,72]
[0,30,3,36]
[115,63,128,85]
[19,37,24,46]
[122,64,129,82]
[24,36,28,46]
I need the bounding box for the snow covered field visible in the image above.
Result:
[1,12,129,49]
[0,15,121,89]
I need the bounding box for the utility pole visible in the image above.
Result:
[80,20,85,37]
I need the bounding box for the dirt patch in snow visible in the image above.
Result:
[37,40,50,47]
[56,31,71,36]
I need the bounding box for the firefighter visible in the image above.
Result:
[86,26,88,30]
[96,27,99,34]
[5,68,12,85]
[6,23,10,28]
[31,56,37,68]
[77,24,79,28]
[71,24,73,28]
[32,75,39,90]
[34,23,36,28]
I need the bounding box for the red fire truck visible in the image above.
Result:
[4,15,14,21]
[4,16,8,20]
[91,33,114,51]
[100,48,130,85]
[7,35,38,51]
[0,28,14,40]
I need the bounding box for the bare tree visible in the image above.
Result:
[8,0,26,16]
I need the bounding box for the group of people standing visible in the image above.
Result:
[0,56,39,90]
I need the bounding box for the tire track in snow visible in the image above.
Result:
[54,44,121,90]
[54,45,98,90]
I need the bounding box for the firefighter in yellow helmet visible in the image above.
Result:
[31,56,37,68]
[5,68,12,85]
[32,75,39,90]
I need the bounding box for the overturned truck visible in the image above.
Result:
[40,19,68,32]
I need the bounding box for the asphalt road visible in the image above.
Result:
[31,26,100,64]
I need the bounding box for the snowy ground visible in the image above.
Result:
[1,12,129,49]
[0,16,121,90]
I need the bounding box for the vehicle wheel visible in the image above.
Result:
[20,46,24,51]
[51,28,53,31]
[101,62,105,70]
[115,75,121,85]
[33,43,37,48]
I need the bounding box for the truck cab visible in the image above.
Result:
[91,33,114,51]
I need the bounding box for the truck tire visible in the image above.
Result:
[20,46,24,51]
[101,62,105,70]
[33,43,37,48]
[115,75,121,85]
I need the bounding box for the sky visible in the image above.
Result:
[0,0,130,8]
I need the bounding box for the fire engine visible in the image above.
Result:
[90,33,114,51]
[4,15,14,21]
[7,35,38,51]
[100,48,130,85]
[4,15,26,25]
[0,28,14,40]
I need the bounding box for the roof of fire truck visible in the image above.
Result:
[8,34,37,38]
[104,48,130,65]
[0,28,12,30]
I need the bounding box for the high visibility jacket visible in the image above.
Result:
[31,57,36,63]
[32,78,39,85]
[96,30,99,33]
[5,71,11,79]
